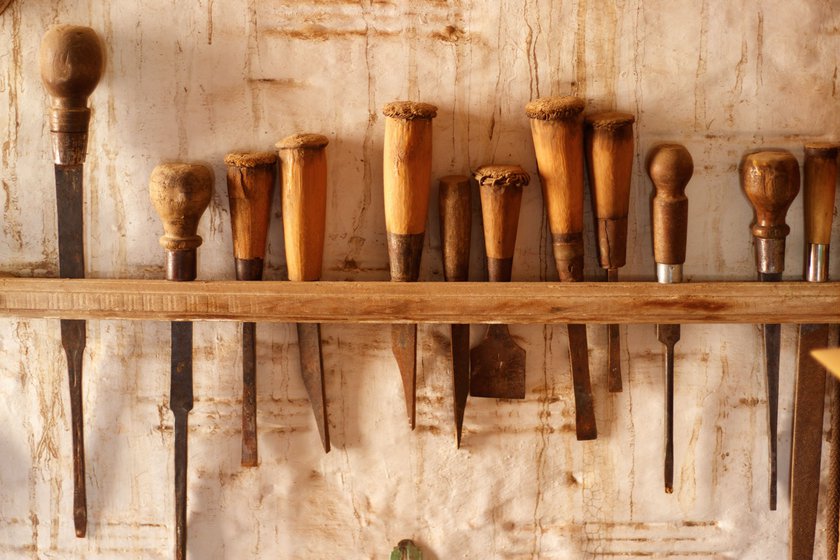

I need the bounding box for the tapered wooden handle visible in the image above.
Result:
[648,144,693,265]
[527,96,586,281]
[278,134,329,282]
[383,101,437,282]
[225,152,277,278]
[803,143,839,245]
[150,164,213,252]
[741,150,800,240]
[439,175,471,282]
[39,25,104,111]
[475,164,529,282]
[585,111,635,270]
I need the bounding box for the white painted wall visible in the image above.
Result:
[1,1,838,558]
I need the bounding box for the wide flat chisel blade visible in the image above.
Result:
[567,323,596,440]
[789,322,829,559]
[391,324,417,429]
[297,323,330,452]
[657,323,680,493]
[451,323,470,448]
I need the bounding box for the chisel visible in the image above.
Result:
[38,25,104,538]
[740,150,800,511]
[647,144,694,493]
[527,95,597,440]
[585,112,635,393]
[382,101,438,429]
[150,163,212,560]
[438,175,471,447]
[224,151,277,466]
[278,133,331,452]
[790,142,838,557]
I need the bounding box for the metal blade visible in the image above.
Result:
[469,325,526,399]
[170,321,193,560]
[391,324,417,429]
[55,165,85,279]
[567,324,596,441]
[241,321,258,466]
[790,323,829,559]
[657,323,680,493]
[827,377,840,560]
[764,321,781,511]
[607,269,622,392]
[297,323,330,452]
[451,324,470,448]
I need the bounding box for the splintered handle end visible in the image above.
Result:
[648,143,693,266]
[439,175,472,282]
[804,143,839,245]
[225,151,277,267]
[475,164,529,282]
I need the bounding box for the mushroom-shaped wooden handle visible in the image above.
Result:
[150,163,213,281]
[278,133,329,282]
[439,175,472,282]
[225,152,277,281]
[648,144,694,266]
[585,111,635,270]
[527,96,586,282]
[474,164,530,283]
[383,101,438,282]
[803,143,839,246]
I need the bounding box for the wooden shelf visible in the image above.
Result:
[0,278,837,324]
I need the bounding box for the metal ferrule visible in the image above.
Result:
[754,237,786,275]
[806,244,829,282]
[166,250,197,282]
[656,263,683,284]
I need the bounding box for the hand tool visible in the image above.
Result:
[527,95,597,440]
[150,163,212,560]
[224,151,277,466]
[390,539,423,560]
[647,143,694,493]
[585,111,635,393]
[740,149,800,511]
[278,133,331,452]
[438,175,471,447]
[39,24,104,538]
[470,165,530,399]
[829,374,840,560]
[382,101,438,429]
[790,142,838,557]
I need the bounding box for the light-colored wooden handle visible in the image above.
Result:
[39,25,104,111]
[149,163,213,252]
[648,144,693,265]
[803,143,839,245]
[585,111,635,270]
[475,165,529,280]
[741,150,800,240]
[439,175,471,282]
[225,152,277,262]
[278,134,329,282]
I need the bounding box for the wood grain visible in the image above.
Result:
[803,142,839,245]
[225,152,276,262]
[474,164,529,261]
[741,150,800,241]
[648,144,693,265]
[438,175,471,282]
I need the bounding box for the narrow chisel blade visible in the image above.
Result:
[657,323,680,494]
[764,322,781,511]
[451,323,470,448]
[567,323,596,440]
[169,320,193,560]
[241,322,258,466]
[298,323,330,452]
[606,269,622,392]
[391,324,417,429]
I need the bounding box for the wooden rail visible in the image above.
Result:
[0,278,836,324]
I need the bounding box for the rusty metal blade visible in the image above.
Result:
[657,323,680,494]
[567,324,596,440]
[828,377,840,560]
[61,318,86,537]
[297,323,330,452]
[469,325,526,399]
[241,321,258,466]
[606,269,622,392]
[451,323,470,448]
[170,321,193,560]
[764,321,781,511]
[391,324,417,429]
[790,322,829,559]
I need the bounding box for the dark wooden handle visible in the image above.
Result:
[150,163,213,252]
[278,134,329,282]
[475,164,529,282]
[648,143,693,265]
[439,175,472,282]
[225,152,277,273]
[741,150,800,240]
[804,143,839,245]
[39,25,104,110]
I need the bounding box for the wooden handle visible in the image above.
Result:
[39,25,104,111]
[526,96,586,281]
[382,101,437,282]
[475,164,529,282]
[439,175,472,282]
[648,144,693,265]
[585,111,635,270]
[225,152,277,280]
[741,151,800,240]
[803,143,839,245]
[278,134,329,282]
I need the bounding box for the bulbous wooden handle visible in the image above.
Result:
[648,144,693,265]
[741,150,800,240]
[39,25,104,112]
[278,133,329,282]
[803,143,839,245]
[585,111,635,270]
[439,175,471,282]
[150,163,213,252]
[475,164,529,282]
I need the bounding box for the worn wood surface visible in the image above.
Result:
[803,143,839,246]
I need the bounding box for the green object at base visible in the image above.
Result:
[390,539,422,560]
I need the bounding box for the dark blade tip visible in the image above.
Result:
[322,439,331,454]
[74,514,86,538]
[241,457,258,468]
[665,486,673,494]
[576,429,597,441]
